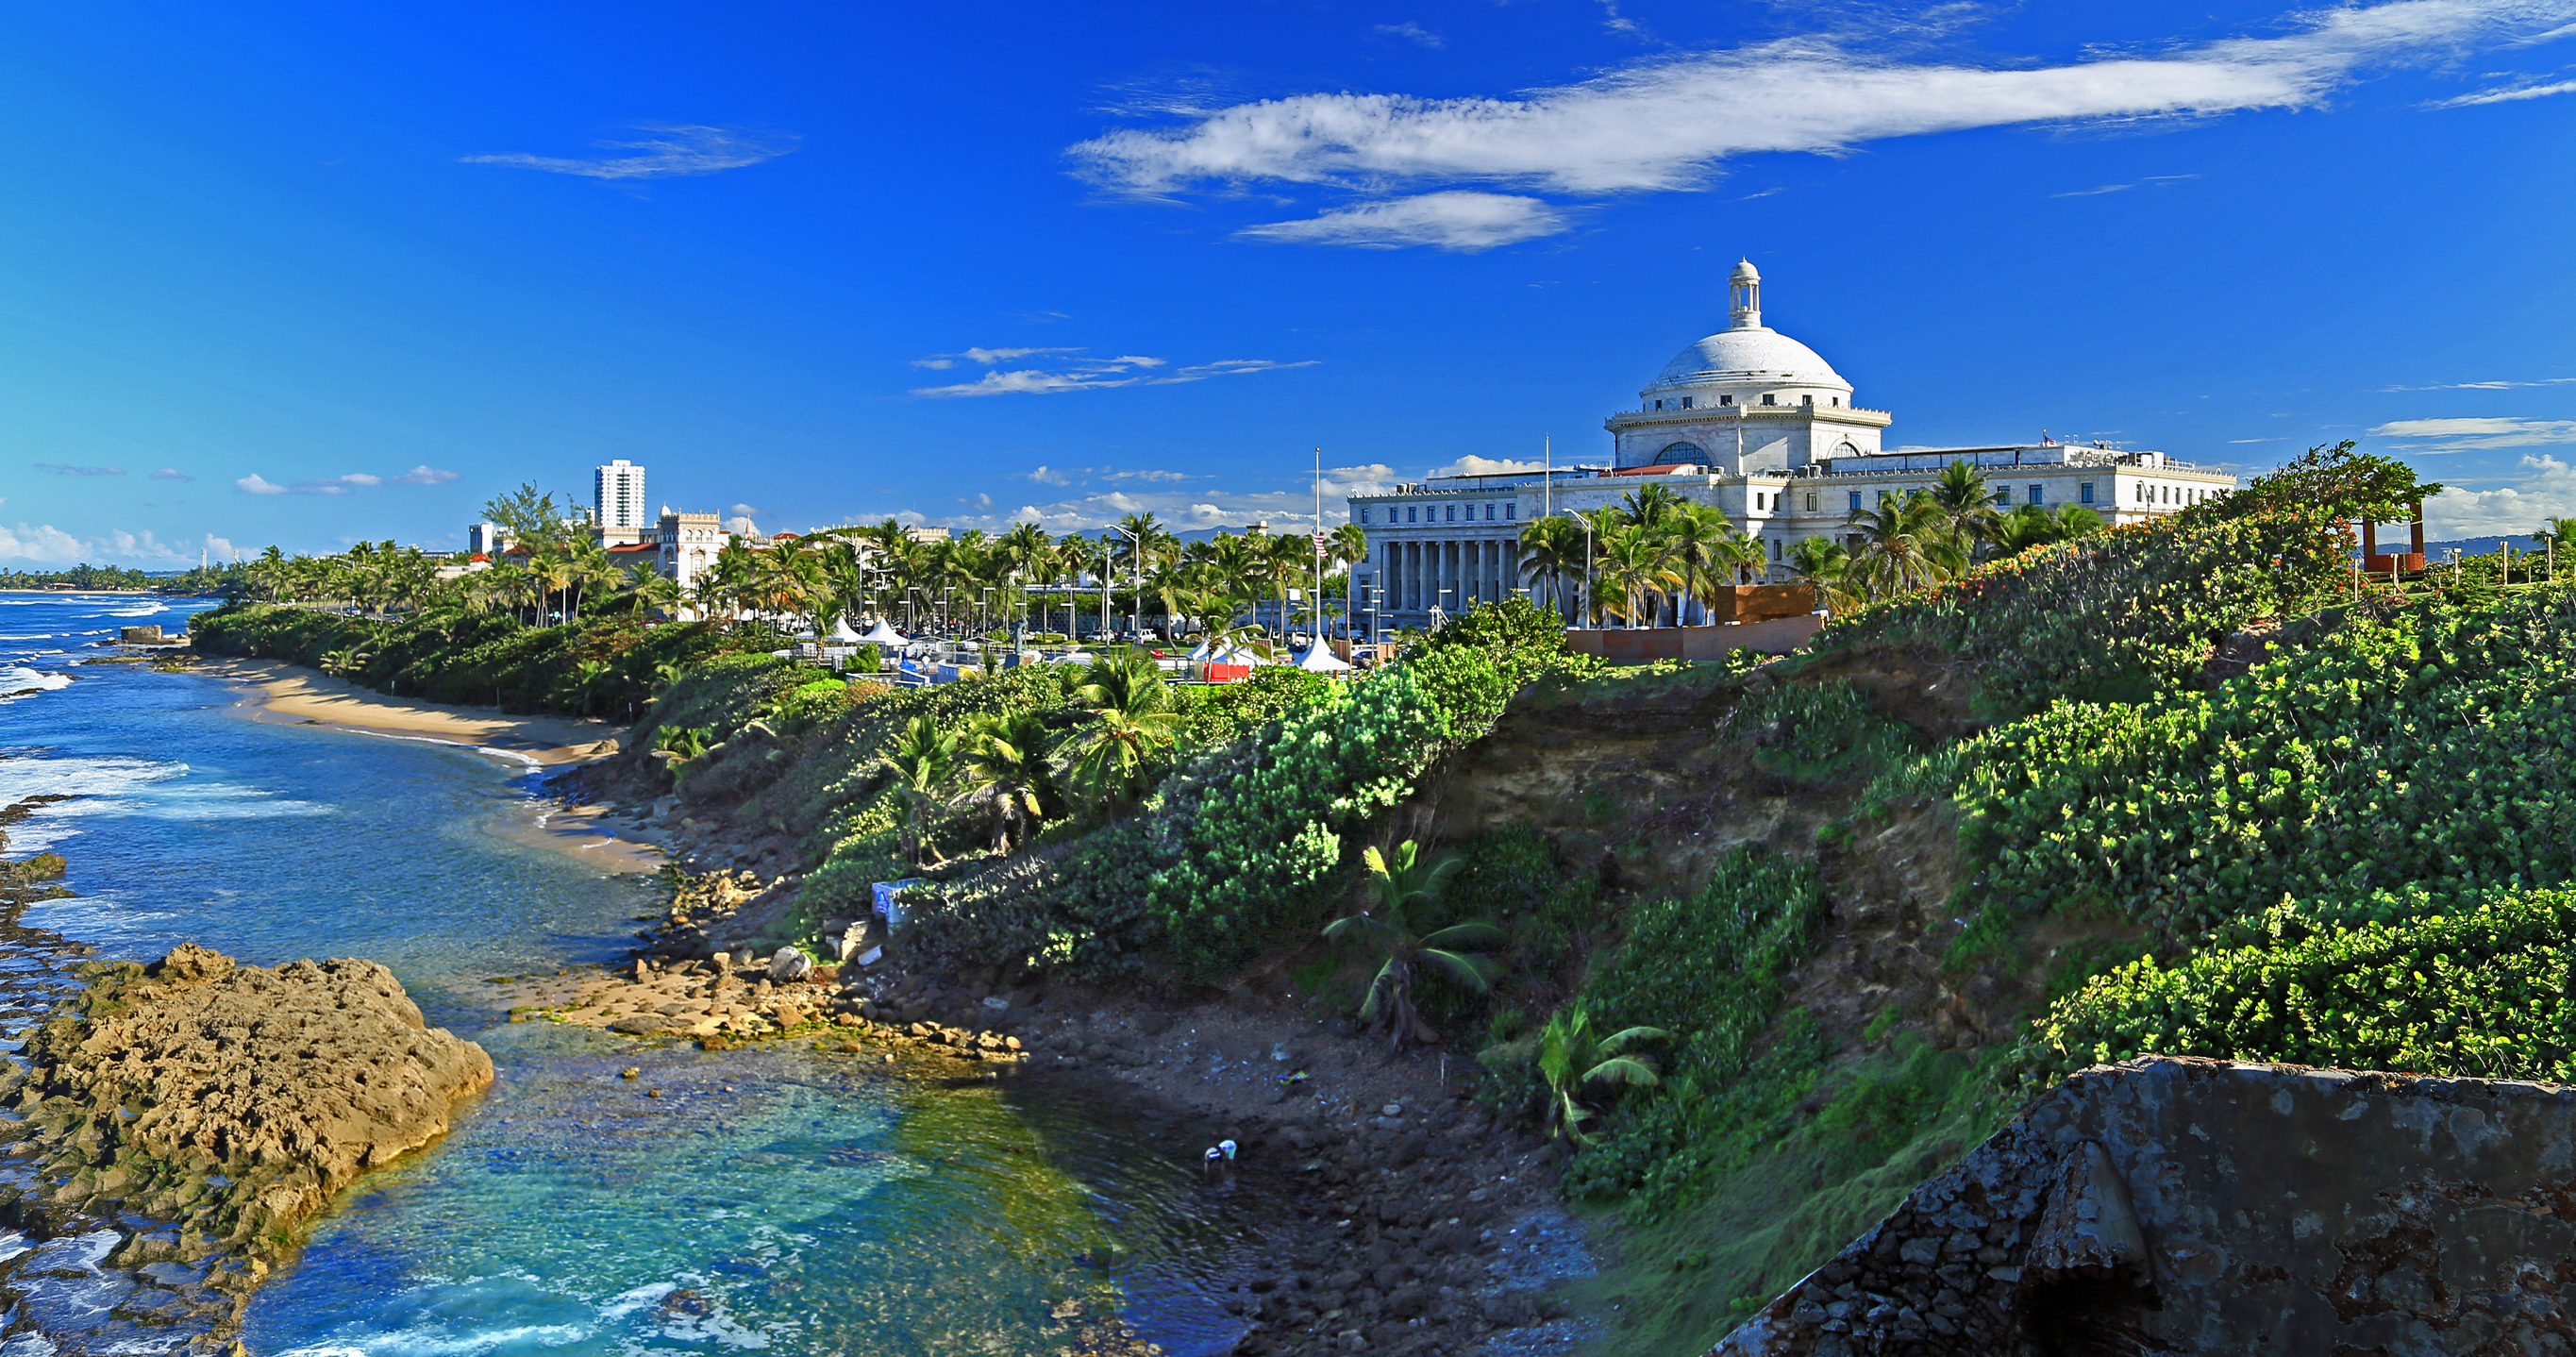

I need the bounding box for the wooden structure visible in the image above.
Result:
[2361,501,2426,574]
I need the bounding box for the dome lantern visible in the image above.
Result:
[1728,259,1763,330]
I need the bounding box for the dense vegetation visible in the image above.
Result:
[0,562,246,594]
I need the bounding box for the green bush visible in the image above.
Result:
[1809,510,2348,718]
[2023,887,2576,1086]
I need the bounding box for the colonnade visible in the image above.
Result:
[1374,537,1522,617]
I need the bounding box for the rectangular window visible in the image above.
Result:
[1407,507,1417,524]
[1804,492,1817,511]
[1770,538,1781,561]
[2080,482,2095,505]
[1681,396,1694,410]
[1360,508,1370,524]
[2028,485,2042,506]
[1446,505,1456,522]
[1507,503,1516,520]
[1719,394,1732,406]
[1848,491,1862,512]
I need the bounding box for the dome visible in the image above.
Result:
[1729,259,1761,283]
[1642,327,1852,398]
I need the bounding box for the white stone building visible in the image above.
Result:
[1347,260,2239,632]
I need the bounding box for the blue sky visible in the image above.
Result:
[2,0,2571,565]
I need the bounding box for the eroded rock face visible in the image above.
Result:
[1714,1056,2576,1356]
[5,944,493,1315]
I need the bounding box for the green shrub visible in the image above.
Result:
[2023,887,2576,1086]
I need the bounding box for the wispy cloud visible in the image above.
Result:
[2383,376,2576,390]
[462,125,796,180]
[1071,0,2576,246]
[911,346,1083,371]
[2051,183,2135,197]
[235,468,453,494]
[1025,465,1073,486]
[1238,192,1570,251]
[912,350,1316,397]
[393,465,460,485]
[34,463,124,477]
[151,467,192,481]
[2428,76,2576,105]
[236,474,288,495]
[2372,415,2576,450]
[1375,21,1445,49]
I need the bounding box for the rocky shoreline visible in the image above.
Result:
[548,771,1603,1357]
[0,943,491,1350]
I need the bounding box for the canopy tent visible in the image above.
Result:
[856,619,907,646]
[1291,643,1353,673]
[1186,639,1267,665]
[826,616,865,645]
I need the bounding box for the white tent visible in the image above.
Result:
[826,616,864,645]
[1187,639,1265,665]
[1291,643,1353,673]
[857,619,907,646]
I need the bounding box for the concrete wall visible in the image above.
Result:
[1712,1056,2576,1356]
[1565,616,1823,662]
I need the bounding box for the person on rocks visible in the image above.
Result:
[1202,1139,1237,1185]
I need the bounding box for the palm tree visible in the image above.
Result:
[2537,516,2576,578]
[1063,654,1184,817]
[954,710,1060,852]
[1785,536,1857,613]
[1845,491,1966,601]
[1518,515,1585,621]
[1926,460,2002,556]
[1322,840,1504,1050]
[884,713,959,867]
[1593,522,1679,628]
[1330,521,1369,640]
[1657,506,1737,625]
[1537,1005,1670,1144]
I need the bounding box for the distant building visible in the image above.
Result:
[466,522,510,556]
[1347,260,2239,631]
[595,460,647,533]
[656,510,727,593]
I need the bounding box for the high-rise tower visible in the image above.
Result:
[595,460,647,532]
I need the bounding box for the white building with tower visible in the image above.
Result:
[1347,260,2240,632]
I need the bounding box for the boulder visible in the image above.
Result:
[766,947,811,982]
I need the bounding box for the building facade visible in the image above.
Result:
[1347,260,2239,633]
[595,460,648,538]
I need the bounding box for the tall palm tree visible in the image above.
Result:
[1658,505,1741,623]
[1518,515,1585,620]
[1322,840,1503,1050]
[1063,654,1184,817]
[1926,460,2003,557]
[1330,521,1369,639]
[1537,1005,1670,1144]
[954,710,1060,852]
[1845,491,1966,601]
[1593,522,1679,628]
[1786,536,1857,612]
[884,713,959,867]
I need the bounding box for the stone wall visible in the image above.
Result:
[1711,1056,2576,1355]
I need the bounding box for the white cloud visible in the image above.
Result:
[0,524,218,565]
[1238,192,1570,251]
[2371,416,2576,450]
[2428,76,2576,105]
[725,515,760,536]
[1026,465,1073,486]
[1072,0,2576,244]
[2051,183,2135,197]
[461,126,796,180]
[35,463,124,477]
[151,467,192,481]
[1104,468,1190,482]
[1428,455,1548,477]
[728,503,762,518]
[237,474,288,495]
[393,465,460,484]
[1011,505,1045,523]
[912,346,1081,370]
[2383,376,2576,390]
[1375,22,1444,49]
[2427,454,2576,535]
[912,354,1316,398]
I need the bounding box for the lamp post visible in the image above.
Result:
[1109,525,1144,645]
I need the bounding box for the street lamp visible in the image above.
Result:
[1108,525,1145,643]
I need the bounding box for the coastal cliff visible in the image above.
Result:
[0,944,493,1346]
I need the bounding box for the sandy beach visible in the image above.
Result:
[194,656,626,766]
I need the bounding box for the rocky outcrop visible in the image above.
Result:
[1713,1055,2576,1355]
[0,944,493,1343]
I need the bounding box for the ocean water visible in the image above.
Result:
[0,595,1261,1355]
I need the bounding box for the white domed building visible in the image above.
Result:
[1344,260,2240,633]
[1608,261,1890,473]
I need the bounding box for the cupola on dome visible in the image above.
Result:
[1639,260,1852,402]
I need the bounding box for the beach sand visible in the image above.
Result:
[193,657,666,873]
[195,657,625,765]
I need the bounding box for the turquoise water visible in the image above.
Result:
[0,595,1261,1354]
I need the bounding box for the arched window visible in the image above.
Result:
[1835,442,1861,459]
[1659,442,1705,463]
